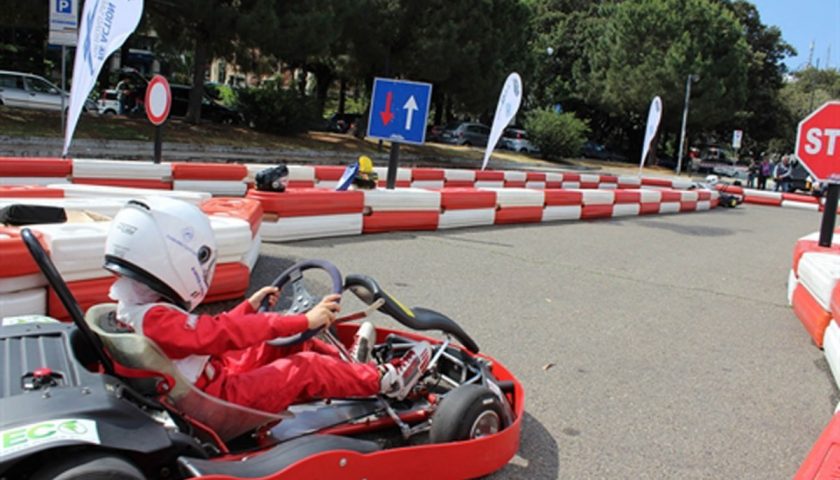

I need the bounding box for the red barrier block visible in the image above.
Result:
[440,188,497,210]
[792,284,832,348]
[445,180,475,188]
[579,182,599,189]
[679,201,698,212]
[172,162,247,181]
[247,189,364,217]
[475,171,504,181]
[745,195,783,206]
[0,227,47,278]
[581,204,614,219]
[376,180,412,188]
[613,191,641,204]
[793,240,840,275]
[696,190,711,201]
[201,197,264,237]
[204,263,250,304]
[660,191,682,202]
[710,198,720,208]
[546,181,563,189]
[544,190,583,206]
[0,157,72,177]
[48,276,115,321]
[73,178,172,190]
[599,175,618,183]
[561,173,580,182]
[642,178,673,188]
[795,412,840,479]
[494,207,543,225]
[640,203,661,215]
[287,180,316,189]
[363,211,439,233]
[717,184,744,195]
[412,168,444,181]
[783,192,820,204]
[504,181,527,188]
[526,172,546,182]
[314,165,347,181]
[0,185,63,198]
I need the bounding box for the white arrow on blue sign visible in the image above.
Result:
[367,77,432,145]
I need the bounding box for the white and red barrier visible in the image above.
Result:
[411,168,445,189]
[248,189,364,242]
[363,188,441,233]
[72,159,172,190]
[172,162,248,197]
[0,157,71,186]
[438,189,497,229]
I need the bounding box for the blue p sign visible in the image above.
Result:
[57,0,71,13]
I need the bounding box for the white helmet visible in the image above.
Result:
[705,174,719,185]
[104,197,217,311]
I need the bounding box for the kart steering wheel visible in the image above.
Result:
[259,259,343,347]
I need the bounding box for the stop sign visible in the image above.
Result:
[796,101,840,182]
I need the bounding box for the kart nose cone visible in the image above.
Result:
[33,367,53,379]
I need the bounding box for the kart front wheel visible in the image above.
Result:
[430,384,508,443]
[31,452,144,480]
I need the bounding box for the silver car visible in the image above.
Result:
[0,70,97,113]
[501,128,540,154]
[441,122,491,147]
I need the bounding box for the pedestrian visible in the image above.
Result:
[747,159,759,189]
[774,155,793,193]
[757,156,772,190]
[116,77,133,115]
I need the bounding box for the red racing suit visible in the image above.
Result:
[131,300,380,413]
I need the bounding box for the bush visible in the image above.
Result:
[237,81,320,135]
[524,109,590,160]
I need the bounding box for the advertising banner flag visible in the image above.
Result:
[482,73,523,171]
[639,96,663,174]
[62,0,143,156]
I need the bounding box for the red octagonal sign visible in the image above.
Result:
[797,101,840,183]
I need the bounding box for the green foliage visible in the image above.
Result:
[236,81,320,135]
[524,109,590,160]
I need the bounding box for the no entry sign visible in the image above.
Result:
[145,75,171,126]
[796,101,840,183]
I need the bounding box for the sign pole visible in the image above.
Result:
[60,45,66,135]
[154,125,163,164]
[386,142,400,189]
[820,184,839,247]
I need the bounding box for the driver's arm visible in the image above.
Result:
[142,303,309,358]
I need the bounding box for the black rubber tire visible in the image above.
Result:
[30,452,145,480]
[430,384,507,443]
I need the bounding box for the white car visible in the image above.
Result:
[97,89,120,115]
[501,128,540,154]
[0,70,97,113]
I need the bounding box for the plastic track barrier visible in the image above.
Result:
[791,284,832,348]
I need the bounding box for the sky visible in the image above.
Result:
[751,0,840,71]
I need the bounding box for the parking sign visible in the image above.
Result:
[367,78,432,145]
[49,0,78,46]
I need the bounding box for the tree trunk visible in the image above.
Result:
[338,78,347,115]
[313,66,333,117]
[185,36,208,125]
[434,92,444,126]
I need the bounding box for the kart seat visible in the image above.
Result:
[85,303,290,441]
[177,434,380,478]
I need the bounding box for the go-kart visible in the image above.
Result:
[0,228,522,480]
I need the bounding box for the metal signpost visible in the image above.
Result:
[367,78,432,189]
[48,0,78,134]
[145,75,172,164]
[795,101,840,247]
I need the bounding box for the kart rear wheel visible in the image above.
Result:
[430,384,507,443]
[30,452,144,480]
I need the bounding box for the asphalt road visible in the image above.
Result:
[245,204,834,479]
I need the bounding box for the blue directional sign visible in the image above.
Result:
[367,77,432,145]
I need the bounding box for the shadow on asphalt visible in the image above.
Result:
[488,411,560,479]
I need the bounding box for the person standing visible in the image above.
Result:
[757,156,772,190]
[747,159,759,189]
[774,155,793,193]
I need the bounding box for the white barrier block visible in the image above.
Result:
[52,184,209,204]
[242,233,262,271]
[579,174,599,184]
[31,223,110,277]
[438,208,496,229]
[697,201,711,211]
[640,190,662,203]
[680,190,699,202]
[798,252,840,311]
[0,198,126,218]
[173,180,247,197]
[474,180,504,189]
[373,167,411,182]
[745,188,783,200]
[363,188,440,211]
[485,188,544,208]
[0,177,69,186]
[210,216,252,263]
[0,274,45,294]
[261,214,363,242]
[546,172,563,183]
[598,183,618,190]
[611,203,640,217]
[782,200,820,211]
[411,180,445,190]
[315,181,339,190]
[443,169,476,182]
[787,269,797,306]
[617,176,642,187]
[824,321,840,392]
[659,202,681,214]
[580,190,614,205]
[561,182,580,190]
[73,159,171,180]
[710,190,720,201]
[671,179,693,190]
[0,288,46,318]
[542,205,582,222]
[525,181,546,190]
[502,171,527,182]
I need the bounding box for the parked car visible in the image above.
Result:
[168,84,242,124]
[581,141,610,160]
[441,122,490,147]
[501,128,539,154]
[0,70,97,113]
[97,89,120,115]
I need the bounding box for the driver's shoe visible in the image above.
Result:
[349,322,375,363]
[380,342,432,400]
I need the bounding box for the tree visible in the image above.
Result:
[776,68,840,152]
